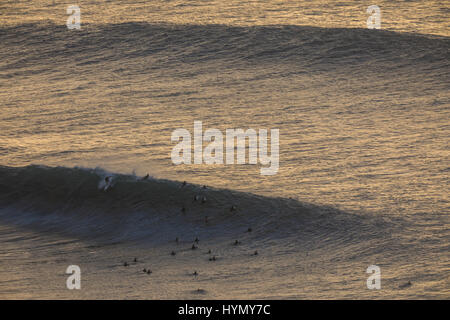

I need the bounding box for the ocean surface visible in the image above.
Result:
[0,0,449,299]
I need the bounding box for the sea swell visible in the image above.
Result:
[0,22,448,78]
[0,165,387,246]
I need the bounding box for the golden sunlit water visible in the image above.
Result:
[0,0,448,299]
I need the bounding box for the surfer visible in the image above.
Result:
[141,174,149,181]
[399,281,412,288]
[171,251,176,256]
[103,176,113,191]
[182,181,187,187]
[233,240,241,246]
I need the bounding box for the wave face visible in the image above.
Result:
[0,165,380,245]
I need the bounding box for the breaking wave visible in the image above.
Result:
[0,165,385,245]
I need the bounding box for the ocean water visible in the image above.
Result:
[0,0,449,299]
